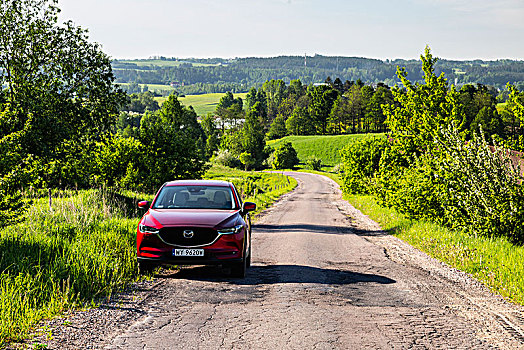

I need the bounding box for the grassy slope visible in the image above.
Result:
[267,134,381,167]
[0,166,295,347]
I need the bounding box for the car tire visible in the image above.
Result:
[138,260,156,275]
[229,256,247,278]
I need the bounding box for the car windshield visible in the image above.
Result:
[152,185,236,210]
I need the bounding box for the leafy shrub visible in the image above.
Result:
[435,125,524,241]
[271,142,299,170]
[339,136,388,194]
[373,153,447,223]
[213,149,241,169]
[305,156,322,171]
[239,152,255,171]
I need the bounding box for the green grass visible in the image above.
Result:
[346,193,524,305]
[178,92,248,116]
[267,134,382,168]
[310,169,524,305]
[0,189,152,346]
[116,83,175,94]
[0,168,296,347]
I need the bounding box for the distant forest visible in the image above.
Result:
[112,55,524,95]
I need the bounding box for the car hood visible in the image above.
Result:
[146,209,239,228]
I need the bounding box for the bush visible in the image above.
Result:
[435,125,524,241]
[305,156,322,171]
[372,124,524,243]
[213,149,241,169]
[339,136,388,194]
[271,142,299,170]
[373,153,447,223]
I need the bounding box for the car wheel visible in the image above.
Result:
[229,257,247,278]
[138,260,156,275]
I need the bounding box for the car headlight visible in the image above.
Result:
[139,224,160,234]
[217,224,243,235]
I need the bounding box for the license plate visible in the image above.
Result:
[173,249,204,257]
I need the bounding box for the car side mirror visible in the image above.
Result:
[242,202,256,213]
[138,200,150,210]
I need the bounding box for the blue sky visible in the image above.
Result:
[58,0,524,60]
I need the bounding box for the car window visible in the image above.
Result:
[152,185,235,210]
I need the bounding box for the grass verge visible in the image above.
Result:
[347,194,524,305]
[303,168,524,305]
[0,189,152,346]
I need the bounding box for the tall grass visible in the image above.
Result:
[0,189,152,346]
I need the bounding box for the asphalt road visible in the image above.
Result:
[33,172,524,349]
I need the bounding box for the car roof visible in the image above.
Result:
[164,180,232,187]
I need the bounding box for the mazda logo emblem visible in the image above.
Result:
[183,230,194,239]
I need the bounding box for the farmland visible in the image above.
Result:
[178,92,248,116]
[267,134,383,168]
[115,59,221,68]
[116,82,175,95]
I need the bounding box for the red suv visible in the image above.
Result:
[136,180,256,277]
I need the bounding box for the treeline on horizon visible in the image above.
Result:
[113,54,524,95]
[121,74,523,152]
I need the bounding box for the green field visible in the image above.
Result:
[117,59,220,68]
[116,83,175,94]
[178,92,248,116]
[267,134,384,167]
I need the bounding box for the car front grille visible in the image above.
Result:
[158,227,219,247]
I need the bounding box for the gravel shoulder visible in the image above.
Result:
[22,172,524,349]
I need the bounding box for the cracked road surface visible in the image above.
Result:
[34,172,524,349]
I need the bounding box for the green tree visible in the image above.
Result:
[215,92,244,130]
[271,142,299,170]
[123,91,160,113]
[470,106,503,136]
[138,96,207,191]
[382,46,463,155]
[201,114,220,158]
[241,103,267,168]
[263,79,287,122]
[239,152,255,171]
[266,114,287,140]
[286,107,315,135]
[0,0,124,164]
[308,85,338,134]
